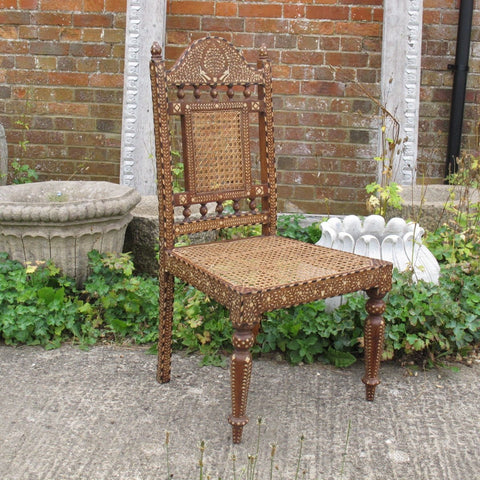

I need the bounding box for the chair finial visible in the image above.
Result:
[151,42,163,58]
[259,44,268,59]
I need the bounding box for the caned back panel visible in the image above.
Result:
[182,101,252,201]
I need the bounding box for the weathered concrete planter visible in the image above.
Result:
[0,181,141,284]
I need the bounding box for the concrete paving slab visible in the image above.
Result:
[0,345,479,480]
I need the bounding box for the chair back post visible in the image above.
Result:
[256,46,277,236]
[150,42,176,252]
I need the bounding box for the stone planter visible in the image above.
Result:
[0,181,141,284]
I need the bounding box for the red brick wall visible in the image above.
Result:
[1,1,479,214]
[166,0,384,215]
[0,0,126,182]
[419,0,480,182]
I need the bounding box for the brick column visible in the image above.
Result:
[120,0,166,194]
[380,0,423,185]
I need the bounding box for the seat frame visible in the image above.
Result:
[150,36,393,443]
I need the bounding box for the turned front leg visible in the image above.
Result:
[362,288,386,401]
[228,326,256,444]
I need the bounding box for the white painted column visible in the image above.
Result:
[380,0,423,185]
[120,0,166,194]
[0,125,7,185]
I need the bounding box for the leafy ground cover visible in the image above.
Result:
[1,210,479,368]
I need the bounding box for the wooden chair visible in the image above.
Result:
[150,36,393,443]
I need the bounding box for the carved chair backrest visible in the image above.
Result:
[150,36,277,250]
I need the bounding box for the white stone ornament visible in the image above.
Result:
[317,214,440,283]
[317,214,439,310]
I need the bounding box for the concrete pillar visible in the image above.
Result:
[0,124,7,185]
[120,0,166,195]
[380,0,423,185]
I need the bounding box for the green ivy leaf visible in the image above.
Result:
[325,349,357,368]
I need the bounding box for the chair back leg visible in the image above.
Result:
[362,288,387,400]
[157,272,175,384]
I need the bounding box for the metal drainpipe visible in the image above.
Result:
[445,0,474,179]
